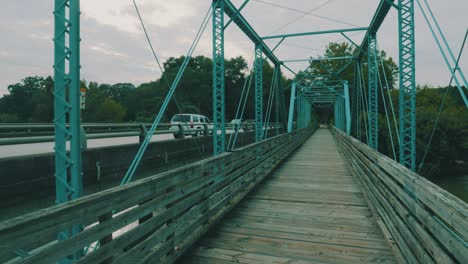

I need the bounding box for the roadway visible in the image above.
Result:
[0,129,245,158]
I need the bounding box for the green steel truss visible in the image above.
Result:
[287,82,297,132]
[398,0,416,170]
[343,81,351,135]
[255,44,264,141]
[53,0,82,204]
[367,33,378,150]
[53,0,82,258]
[355,62,362,140]
[275,65,280,135]
[212,0,226,155]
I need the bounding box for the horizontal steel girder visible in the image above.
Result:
[262,27,368,40]
[282,56,354,63]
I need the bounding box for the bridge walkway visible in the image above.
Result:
[179,129,396,263]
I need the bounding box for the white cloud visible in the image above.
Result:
[0,0,467,96]
[81,0,199,33]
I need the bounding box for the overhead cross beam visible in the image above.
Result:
[262,27,368,40]
[282,56,354,63]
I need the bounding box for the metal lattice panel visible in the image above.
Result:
[398,0,416,170]
[367,33,378,150]
[212,0,226,155]
[53,0,82,205]
[53,0,83,258]
[255,44,263,141]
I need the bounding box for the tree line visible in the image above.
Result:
[0,42,466,178]
[0,55,289,124]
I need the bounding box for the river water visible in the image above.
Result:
[428,174,468,203]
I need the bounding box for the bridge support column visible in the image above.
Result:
[212,0,226,155]
[255,44,263,141]
[274,65,280,135]
[275,64,288,133]
[287,82,297,132]
[355,62,362,140]
[344,81,351,135]
[53,0,83,260]
[398,0,416,171]
[335,96,344,131]
[367,33,378,150]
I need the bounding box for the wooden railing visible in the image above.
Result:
[332,127,467,263]
[0,127,314,264]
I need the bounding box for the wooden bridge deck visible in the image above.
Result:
[179,129,396,263]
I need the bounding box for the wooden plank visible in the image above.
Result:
[0,128,313,263]
[181,129,396,264]
[336,132,421,263]
[334,128,466,263]
[336,129,467,239]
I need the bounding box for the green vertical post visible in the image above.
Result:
[287,82,296,132]
[297,92,302,129]
[398,0,416,170]
[274,66,280,135]
[367,33,378,150]
[334,98,339,130]
[53,0,82,260]
[344,81,351,135]
[255,44,263,141]
[70,0,82,201]
[53,0,82,216]
[212,0,226,155]
[54,0,67,206]
[356,62,361,140]
[276,65,287,132]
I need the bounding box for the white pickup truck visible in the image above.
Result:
[169,114,213,138]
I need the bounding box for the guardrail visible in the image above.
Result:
[0,123,282,145]
[0,127,314,263]
[332,127,467,263]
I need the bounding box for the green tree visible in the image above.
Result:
[0,76,54,122]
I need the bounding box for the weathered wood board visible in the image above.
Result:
[180,129,396,264]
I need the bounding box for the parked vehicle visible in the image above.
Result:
[230,119,242,131]
[170,114,212,138]
[243,119,255,131]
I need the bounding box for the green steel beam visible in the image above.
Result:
[368,33,378,150]
[262,27,368,40]
[385,0,400,9]
[344,81,351,135]
[282,56,353,63]
[213,0,226,155]
[341,32,358,47]
[224,0,250,29]
[287,82,296,132]
[398,0,416,170]
[53,0,82,260]
[255,44,263,141]
[272,37,285,52]
[275,66,280,135]
[224,0,280,65]
[281,64,297,75]
[334,98,340,130]
[54,0,83,205]
[355,0,395,60]
[276,64,288,132]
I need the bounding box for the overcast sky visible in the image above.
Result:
[1,0,467,96]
